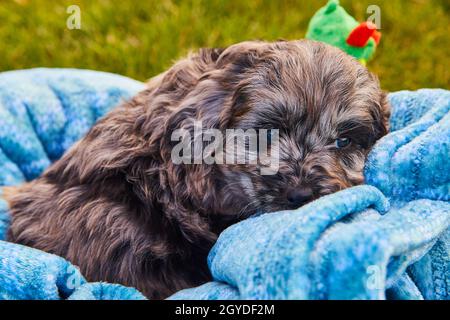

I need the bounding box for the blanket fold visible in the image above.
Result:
[170,89,450,300]
[0,69,448,300]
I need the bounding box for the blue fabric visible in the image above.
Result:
[0,68,448,300]
[0,68,146,300]
[170,89,450,300]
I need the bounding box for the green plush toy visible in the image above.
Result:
[306,0,381,65]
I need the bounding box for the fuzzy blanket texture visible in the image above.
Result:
[0,69,448,300]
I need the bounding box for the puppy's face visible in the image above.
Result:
[214,41,390,215]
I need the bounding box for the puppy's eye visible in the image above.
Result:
[335,137,351,149]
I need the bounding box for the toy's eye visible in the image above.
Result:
[335,137,351,149]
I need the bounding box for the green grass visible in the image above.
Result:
[0,0,448,91]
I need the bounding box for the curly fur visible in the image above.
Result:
[5,40,390,299]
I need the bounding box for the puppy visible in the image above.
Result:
[5,40,389,299]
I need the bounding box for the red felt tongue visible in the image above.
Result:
[346,22,379,47]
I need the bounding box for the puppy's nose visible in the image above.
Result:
[286,187,313,207]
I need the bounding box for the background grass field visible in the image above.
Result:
[0,0,448,91]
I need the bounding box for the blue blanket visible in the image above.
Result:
[0,69,448,300]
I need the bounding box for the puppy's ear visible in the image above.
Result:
[149,47,225,96]
[215,41,267,69]
[157,87,222,244]
[214,42,271,128]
